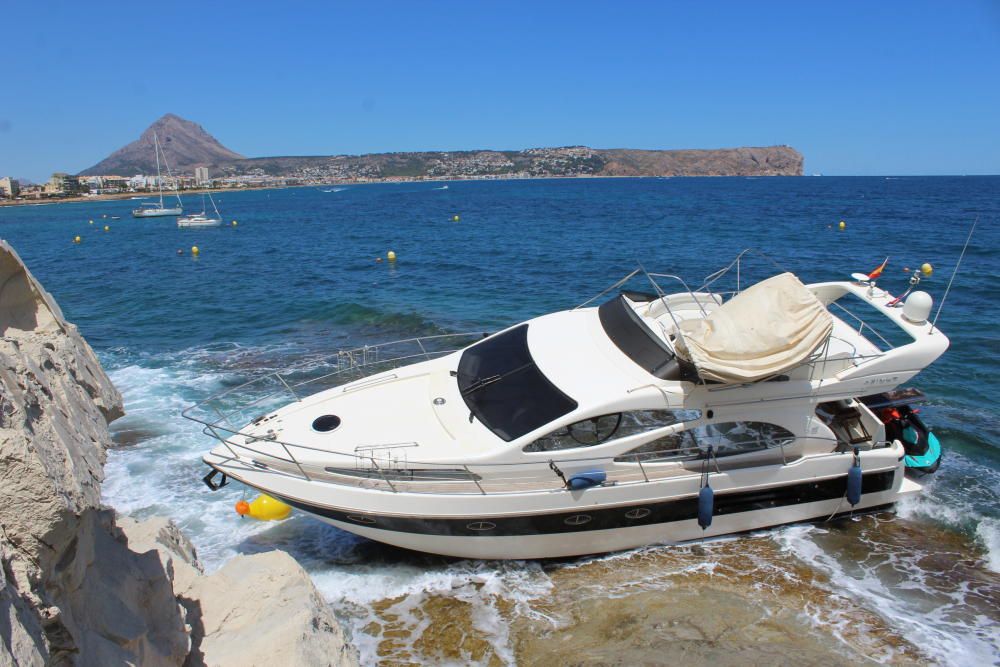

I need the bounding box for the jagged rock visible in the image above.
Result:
[0,240,357,666]
[118,516,204,593]
[184,551,355,667]
[120,518,358,667]
[0,240,190,665]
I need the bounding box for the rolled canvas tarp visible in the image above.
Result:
[674,272,833,383]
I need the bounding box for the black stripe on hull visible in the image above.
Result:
[272,471,896,537]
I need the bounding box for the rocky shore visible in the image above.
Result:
[0,240,357,666]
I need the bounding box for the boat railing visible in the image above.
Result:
[827,300,897,351]
[183,332,489,464]
[201,428,894,496]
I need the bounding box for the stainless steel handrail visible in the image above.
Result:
[203,432,883,496]
[828,301,896,351]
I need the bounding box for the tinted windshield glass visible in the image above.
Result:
[598,295,697,381]
[457,324,577,441]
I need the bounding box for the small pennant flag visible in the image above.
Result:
[868,257,889,280]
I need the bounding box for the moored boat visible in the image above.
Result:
[177,192,222,228]
[131,132,184,218]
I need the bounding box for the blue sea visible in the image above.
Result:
[2,177,998,664]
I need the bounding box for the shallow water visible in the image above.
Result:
[2,177,998,665]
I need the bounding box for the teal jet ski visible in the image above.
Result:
[861,389,943,475]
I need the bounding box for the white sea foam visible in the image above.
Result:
[976,518,1000,574]
[774,523,1000,665]
[312,560,552,665]
[897,451,1000,574]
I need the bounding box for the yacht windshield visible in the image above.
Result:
[457,324,577,441]
[599,295,678,379]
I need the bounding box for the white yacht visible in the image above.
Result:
[132,132,184,217]
[189,252,949,559]
[177,192,222,228]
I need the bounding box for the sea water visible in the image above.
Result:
[1,177,997,664]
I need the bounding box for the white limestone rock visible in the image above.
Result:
[0,240,187,665]
[183,551,357,667]
[0,240,356,666]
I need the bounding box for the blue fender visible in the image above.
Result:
[567,470,606,489]
[847,462,862,506]
[698,485,714,530]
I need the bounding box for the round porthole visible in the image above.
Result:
[312,415,342,432]
[466,521,496,532]
[564,514,592,526]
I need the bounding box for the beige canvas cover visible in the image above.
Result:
[674,272,833,383]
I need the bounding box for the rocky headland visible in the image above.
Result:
[0,240,357,666]
[77,114,803,180]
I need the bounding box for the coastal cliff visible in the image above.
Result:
[214,144,803,180]
[77,114,802,181]
[0,241,356,666]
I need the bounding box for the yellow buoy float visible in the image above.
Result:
[191,245,200,256]
[103,225,110,232]
[231,220,238,227]
[921,262,933,276]
[452,214,460,222]
[89,220,94,225]
[387,250,397,261]
[838,220,846,231]
[73,235,81,244]
[235,494,292,521]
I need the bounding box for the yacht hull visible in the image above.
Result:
[309,493,900,560]
[132,207,183,217]
[206,446,914,559]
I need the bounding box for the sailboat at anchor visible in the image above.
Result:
[177,191,222,228]
[131,132,184,217]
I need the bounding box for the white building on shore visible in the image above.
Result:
[0,176,19,198]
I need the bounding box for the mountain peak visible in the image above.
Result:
[79,114,244,176]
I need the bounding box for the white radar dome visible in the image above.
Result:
[902,291,933,324]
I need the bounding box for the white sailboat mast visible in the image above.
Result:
[208,191,220,219]
[157,132,184,209]
[153,132,164,207]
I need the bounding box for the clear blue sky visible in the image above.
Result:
[2,1,998,180]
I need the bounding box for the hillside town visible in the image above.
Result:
[0,169,308,202]
[0,147,606,202]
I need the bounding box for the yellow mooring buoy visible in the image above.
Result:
[452,214,460,222]
[191,245,200,256]
[73,235,81,244]
[103,225,110,232]
[387,250,397,261]
[235,495,292,521]
[921,262,933,277]
[231,220,238,227]
[838,220,846,231]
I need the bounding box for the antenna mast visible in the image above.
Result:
[930,217,978,334]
